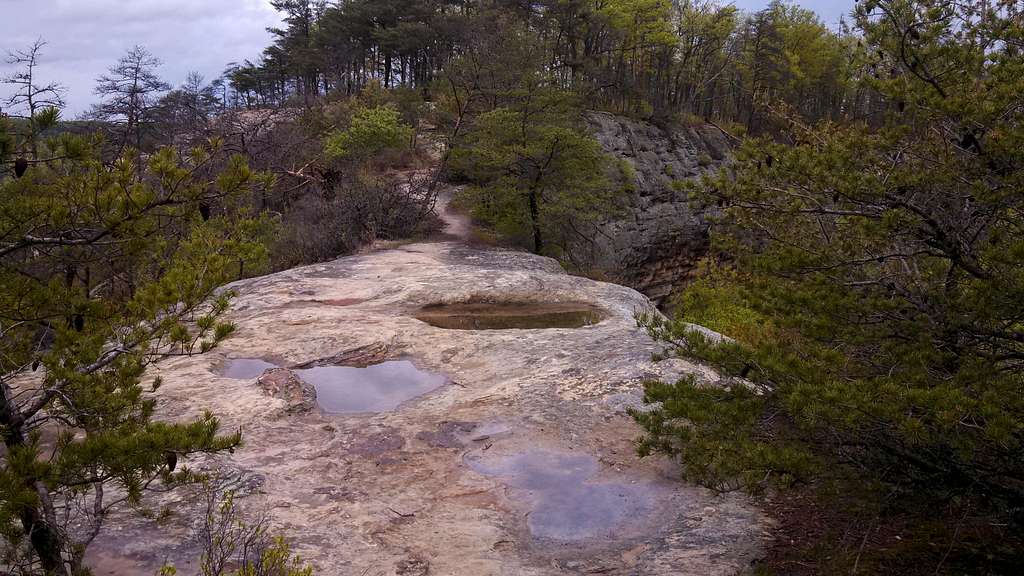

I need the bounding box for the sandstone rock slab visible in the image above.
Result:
[87,239,764,576]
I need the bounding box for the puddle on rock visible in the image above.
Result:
[299,361,448,414]
[414,302,604,330]
[222,358,279,379]
[222,359,448,414]
[417,421,514,449]
[466,450,661,541]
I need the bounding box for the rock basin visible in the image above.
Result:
[222,359,449,414]
[414,301,605,330]
[299,361,448,413]
[465,448,671,542]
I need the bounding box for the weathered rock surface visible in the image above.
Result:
[86,237,765,575]
[256,368,317,413]
[586,112,731,303]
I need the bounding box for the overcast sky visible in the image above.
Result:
[0,0,853,117]
[0,0,283,116]
[736,0,853,26]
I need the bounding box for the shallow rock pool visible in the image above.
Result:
[414,302,605,330]
[465,449,667,541]
[222,358,279,379]
[221,359,448,414]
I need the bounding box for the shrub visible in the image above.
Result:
[324,105,412,160]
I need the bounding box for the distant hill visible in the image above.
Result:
[3,116,116,138]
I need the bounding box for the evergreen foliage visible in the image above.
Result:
[89,46,172,153]
[324,104,412,160]
[0,77,274,572]
[441,25,618,256]
[1,40,66,159]
[635,0,1024,543]
[452,106,614,255]
[7,0,1024,571]
[226,1,849,132]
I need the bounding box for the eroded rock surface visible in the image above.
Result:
[256,368,317,413]
[586,111,731,303]
[87,238,765,575]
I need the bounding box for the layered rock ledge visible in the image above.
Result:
[586,111,731,303]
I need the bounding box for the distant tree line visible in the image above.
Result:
[196,0,859,263]
[224,0,852,132]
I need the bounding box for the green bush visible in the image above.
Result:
[324,105,412,160]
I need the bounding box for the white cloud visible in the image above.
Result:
[0,0,282,115]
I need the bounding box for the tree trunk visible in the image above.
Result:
[529,187,543,254]
[0,388,67,575]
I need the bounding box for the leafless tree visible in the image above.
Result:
[153,71,222,145]
[89,45,170,152]
[2,38,66,158]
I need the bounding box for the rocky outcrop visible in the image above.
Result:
[586,111,731,304]
[257,368,317,413]
[85,238,764,576]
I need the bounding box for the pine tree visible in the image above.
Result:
[1,39,66,160]
[0,104,274,574]
[634,0,1024,536]
[443,24,619,257]
[89,46,171,153]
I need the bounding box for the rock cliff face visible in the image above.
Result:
[585,112,731,304]
[86,233,764,575]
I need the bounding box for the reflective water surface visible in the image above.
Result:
[414,302,604,330]
[298,360,448,414]
[221,358,279,379]
[466,450,656,541]
[221,359,448,414]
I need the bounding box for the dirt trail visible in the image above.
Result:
[434,187,472,242]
